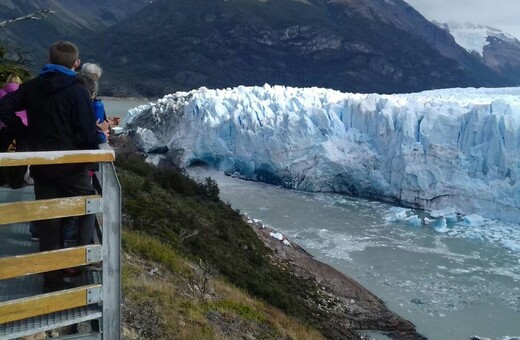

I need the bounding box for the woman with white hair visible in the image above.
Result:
[79,62,120,127]
[80,63,103,80]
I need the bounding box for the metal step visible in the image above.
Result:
[0,305,102,339]
[0,194,105,340]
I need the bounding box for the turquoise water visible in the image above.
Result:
[189,168,520,340]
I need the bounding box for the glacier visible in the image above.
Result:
[125,84,520,223]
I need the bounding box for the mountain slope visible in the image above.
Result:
[0,0,150,68]
[83,0,507,97]
[2,0,513,97]
[324,0,506,87]
[440,22,520,84]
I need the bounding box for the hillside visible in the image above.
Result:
[80,0,508,97]
[1,0,514,97]
[0,0,149,68]
[113,145,422,339]
[440,22,520,84]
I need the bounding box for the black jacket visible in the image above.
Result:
[0,71,105,179]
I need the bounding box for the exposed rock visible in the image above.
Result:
[248,220,425,339]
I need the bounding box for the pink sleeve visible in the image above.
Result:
[15,111,28,126]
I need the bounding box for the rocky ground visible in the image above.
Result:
[245,218,426,340]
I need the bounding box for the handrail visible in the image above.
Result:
[0,285,102,324]
[0,144,114,167]
[0,195,102,225]
[0,245,102,280]
[0,143,121,339]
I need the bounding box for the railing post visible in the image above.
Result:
[101,161,121,339]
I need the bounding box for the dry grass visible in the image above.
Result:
[121,229,325,340]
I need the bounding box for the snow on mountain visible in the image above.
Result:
[126,85,520,223]
[440,22,518,56]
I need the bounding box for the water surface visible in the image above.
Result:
[189,168,520,340]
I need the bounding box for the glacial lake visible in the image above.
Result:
[102,97,150,124]
[189,168,520,340]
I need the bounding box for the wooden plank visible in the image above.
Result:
[0,195,101,225]
[0,284,101,324]
[0,149,115,167]
[0,245,101,280]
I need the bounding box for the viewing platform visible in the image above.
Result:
[0,147,121,339]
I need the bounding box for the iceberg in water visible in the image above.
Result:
[384,207,410,222]
[125,85,520,223]
[463,214,486,227]
[406,215,422,227]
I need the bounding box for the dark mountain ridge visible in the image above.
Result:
[0,0,149,66]
[1,0,514,97]
[439,21,520,85]
[83,0,509,97]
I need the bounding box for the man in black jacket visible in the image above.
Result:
[0,41,107,289]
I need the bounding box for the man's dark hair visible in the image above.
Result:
[48,41,79,68]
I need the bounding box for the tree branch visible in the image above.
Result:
[0,9,56,27]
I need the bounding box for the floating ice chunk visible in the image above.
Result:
[445,213,458,224]
[424,217,435,224]
[433,216,446,228]
[385,207,410,222]
[433,226,450,233]
[430,207,457,218]
[432,217,449,233]
[406,215,422,227]
[463,214,485,227]
[465,231,484,240]
[269,232,284,241]
[501,240,520,252]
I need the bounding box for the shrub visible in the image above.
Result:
[116,153,321,327]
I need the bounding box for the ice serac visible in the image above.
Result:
[126,85,520,222]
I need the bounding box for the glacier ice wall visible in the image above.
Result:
[126,85,520,222]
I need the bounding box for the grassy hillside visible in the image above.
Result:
[116,153,334,338]
[121,230,324,339]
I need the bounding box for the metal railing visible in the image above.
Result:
[0,144,121,339]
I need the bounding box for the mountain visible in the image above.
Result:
[126,85,520,223]
[1,0,514,97]
[81,0,510,97]
[439,22,520,84]
[0,0,150,66]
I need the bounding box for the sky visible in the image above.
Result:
[404,0,520,40]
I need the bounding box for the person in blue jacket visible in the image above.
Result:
[80,63,120,129]
[0,41,109,291]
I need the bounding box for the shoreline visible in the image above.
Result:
[243,215,424,340]
[99,96,151,102]
[111,136,423,339]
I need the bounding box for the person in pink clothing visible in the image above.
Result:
[0,74,30,189]
[0,74,27,126]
